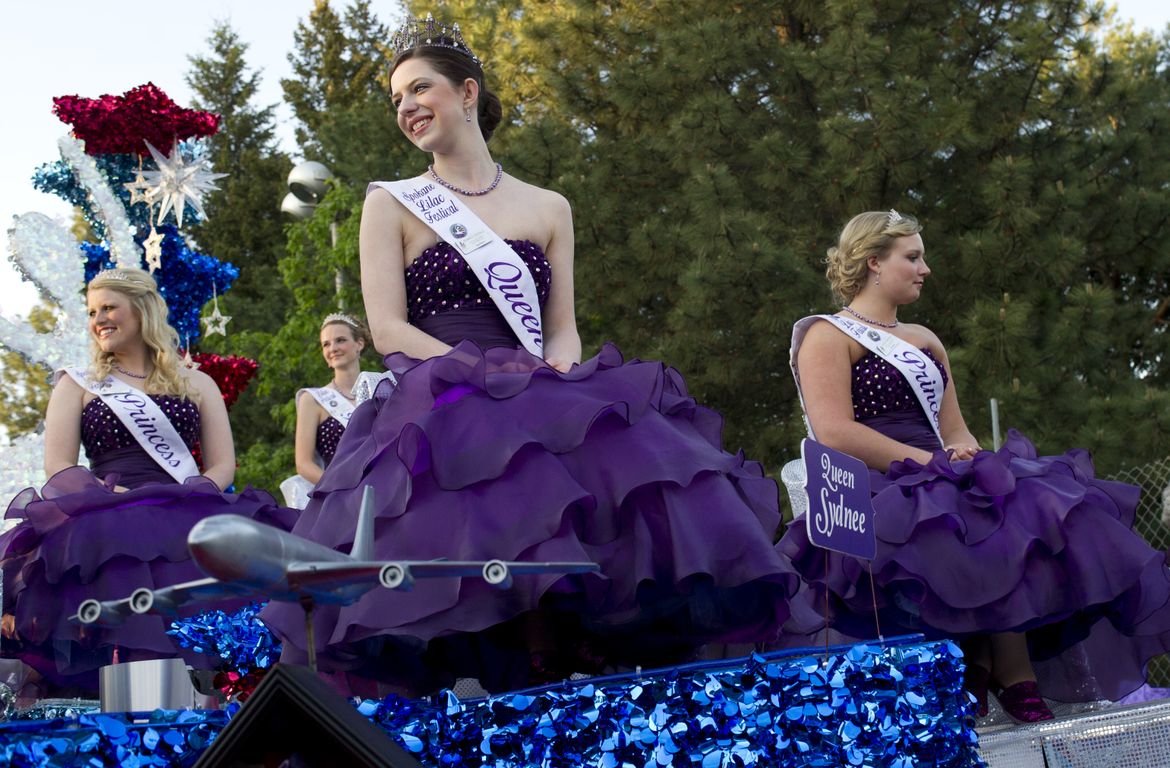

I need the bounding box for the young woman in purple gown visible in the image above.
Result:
[260,16,806,695]
[780,210,1170,721]
[280,313,367,509]
[0,268,293,692]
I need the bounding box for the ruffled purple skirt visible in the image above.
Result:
[778,429,1170,701]
[0,467,295,688]
[262,341,801,692]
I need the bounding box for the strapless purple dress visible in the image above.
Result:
[316,416,344,466]
[778,349,1170,702]
[0,394,295,688]
[261,240,803,693]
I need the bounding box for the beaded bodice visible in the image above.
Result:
[81,394,200,460]
[316,416,345,466]
[850,349,948,422]
[404,239,552,323]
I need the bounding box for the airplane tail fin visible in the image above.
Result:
[349,485,375,561]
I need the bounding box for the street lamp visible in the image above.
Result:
[281,161,343,305]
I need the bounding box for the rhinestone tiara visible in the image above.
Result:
[321,312,361,330]
[390,13,480,65]
[93,269,133,282]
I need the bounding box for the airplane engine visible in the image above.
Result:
[482,560,513,589]
[379,563,414,591]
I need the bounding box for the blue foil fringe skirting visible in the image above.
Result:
[0,636,983,767]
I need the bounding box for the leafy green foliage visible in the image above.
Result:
[185,22,296,492]
[160,0,1170,495]
[0,306,57,440]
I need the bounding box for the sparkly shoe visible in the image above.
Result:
[963,663,991,717]
[995,680,1055,723]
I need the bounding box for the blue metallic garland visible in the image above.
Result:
[358,639,984,767]
[0,639,983,767]
[0,709,232,766]
[166,602,280,674]
[81,225,238,344]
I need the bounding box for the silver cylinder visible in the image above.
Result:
[99,658,205,712]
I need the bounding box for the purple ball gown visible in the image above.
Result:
[0,393,295,688]
[261,239,803,693]
[778,347,1170,702]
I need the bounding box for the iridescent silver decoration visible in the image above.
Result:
[56,135,139,268]
[978,697,1170,766]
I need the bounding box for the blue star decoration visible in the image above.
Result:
[82,224,238,344]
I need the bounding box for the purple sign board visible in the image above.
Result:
[800,438,877,560]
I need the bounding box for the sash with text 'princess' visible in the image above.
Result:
[371,179,544,357]
[302,386,355,426]
[60,367,200,483]
[791,314,944,445]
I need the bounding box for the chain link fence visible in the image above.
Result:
[1109,457,1170,687]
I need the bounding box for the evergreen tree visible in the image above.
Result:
[429,0,1170,477]
[238,0,1170,493]
[187,22,293,340]
[232,1,409,493]
[283,0,395,170]
[185,22,296,482]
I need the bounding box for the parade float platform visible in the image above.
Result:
[0,635,986,767]
[977,696,1170,768]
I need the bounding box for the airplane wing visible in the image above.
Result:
[73,577,252,626]
[287,559,601,591]
[75,559,602,625]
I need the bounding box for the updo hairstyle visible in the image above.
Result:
[825,211,922,303]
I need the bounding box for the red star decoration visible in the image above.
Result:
[52,82,220,156]
[189,351,260,410]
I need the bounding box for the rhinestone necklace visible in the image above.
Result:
[428,163,503,196]
[842,305,898,328]
[113,363,148,379]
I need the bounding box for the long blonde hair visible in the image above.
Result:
[88,268,194,400]
[825,211,923,303]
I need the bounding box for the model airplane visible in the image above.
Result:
[74,486,600,627]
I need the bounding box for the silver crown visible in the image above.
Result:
[321,312,360,330]
[390,14,480,65]
[886,209,904,228]
[94,269,133,282]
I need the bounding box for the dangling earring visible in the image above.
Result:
[875,272,881,286]
[465,109,473,123]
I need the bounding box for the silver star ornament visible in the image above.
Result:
[142,227,165,272]
[202,301,232,336]
[140,139,227,228]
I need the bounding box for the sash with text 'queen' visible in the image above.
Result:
[371,178,544,357]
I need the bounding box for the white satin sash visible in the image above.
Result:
[371,178,544,356]
[790,315,944,445]
[61,367,200,482]
[302,386,355,426]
